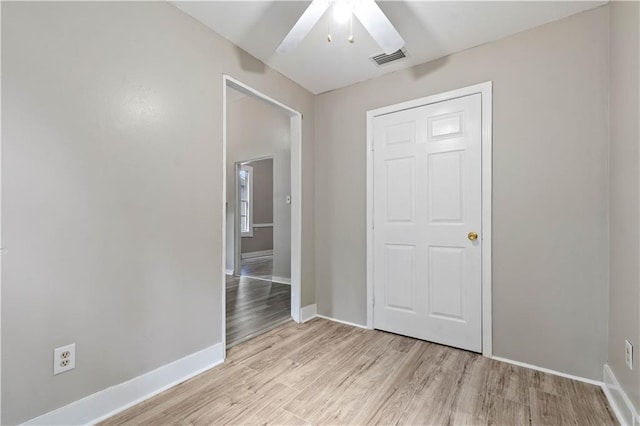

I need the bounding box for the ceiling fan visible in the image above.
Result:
[277,0,405,55]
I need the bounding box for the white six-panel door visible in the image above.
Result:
[372,94,482,352]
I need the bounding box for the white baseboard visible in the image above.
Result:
[603,364,640,426]
[225,269,233,276]
[236,275,291,286]
[272,276,291,285]
[315,314,371,330]
[300,304,317,322]
[241,250,273,259]
[492,356,602,386]
[24,343,224,426]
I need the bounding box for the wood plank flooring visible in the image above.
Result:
[226,274,291,347]
[103,318,617,426]
[240,256,274,281]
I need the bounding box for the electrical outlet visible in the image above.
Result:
[53,343,76,375]
[625,340,633,370]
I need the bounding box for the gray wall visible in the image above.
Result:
[608,0,640,411]
[314,6,609,380]
[242,227,273,253]
[225,93,292,279]
[247,158,274,225]
[1,2,314,424]
[241,158,274,254]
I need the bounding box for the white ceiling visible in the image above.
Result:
[173,1,606,94]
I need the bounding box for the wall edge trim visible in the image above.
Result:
[491,356,602,386]
[315,314,372,330]
[271,276,291,285]
[300,304,317,322]
[22,343,224,426]
[602,363,640,426]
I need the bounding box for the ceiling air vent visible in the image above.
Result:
[370,48,408,66]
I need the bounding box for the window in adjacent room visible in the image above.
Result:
[239,164,253,237]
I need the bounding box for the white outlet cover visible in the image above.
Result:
[53,343,76,375]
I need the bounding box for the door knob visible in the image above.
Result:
[468,232,478,241]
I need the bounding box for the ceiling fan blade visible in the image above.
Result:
[277,0,331,54]
[352,0,405,55]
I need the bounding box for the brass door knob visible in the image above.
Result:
[468,232,478,241]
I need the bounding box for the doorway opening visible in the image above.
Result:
[234,156,292,285]
[222,76,302,353]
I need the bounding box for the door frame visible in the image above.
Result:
[222,75,303,357]
[234,156,273,276]
[365,81,493,357]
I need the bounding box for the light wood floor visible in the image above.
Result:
[102,318,616,426]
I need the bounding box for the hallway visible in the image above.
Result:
[226,255,291,347]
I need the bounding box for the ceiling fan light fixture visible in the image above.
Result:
[276,0,405,55]
[332,0,352,25]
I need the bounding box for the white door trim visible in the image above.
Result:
[366,81,493,357]
[222,75,303,359]
[233,162,242,276]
